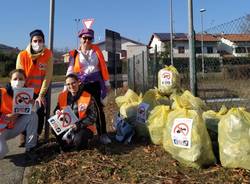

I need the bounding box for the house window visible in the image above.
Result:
[235,47,246,53]
[195,47,202,53]
[178,46,185,54]
[247,47,250,53]
[207,47,213,54]
[121,50,127,58]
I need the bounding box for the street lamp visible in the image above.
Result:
[74,18,81,48]
[170,0,174,65]
[200,8,206,77]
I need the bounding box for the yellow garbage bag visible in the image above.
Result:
[219,107,250,170]
[120,101,140,121]
[202,105,228,160]
[115,89,141,108]
[147,105,171,145]
[163,108,216,168]
[172,90,207,111]
[203,105,228,133]
[158,65,180,95]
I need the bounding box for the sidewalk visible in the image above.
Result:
[0,137,26,184]
[0,86,62,184]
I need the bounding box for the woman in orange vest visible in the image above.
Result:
[66,27,111,144]
[54,74,97,152]
[16,29,53,144]
[0,69,38,160]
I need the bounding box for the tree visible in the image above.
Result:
[159,42,171,63]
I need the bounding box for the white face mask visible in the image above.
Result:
[11,80,25,89]
[31,42,44,52]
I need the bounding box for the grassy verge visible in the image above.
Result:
[28,88,250,184]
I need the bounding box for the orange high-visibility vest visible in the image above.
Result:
[18,48,52,95]
[69,44,110,81]
[58,90,96,133]
[0,88,14,131]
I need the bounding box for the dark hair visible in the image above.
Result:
[9,69,26,79]
[65,73,79,81]
[29,29,45,42]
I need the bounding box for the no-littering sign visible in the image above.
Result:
[48,106,78,135]
[171,118,193,148]
[13,88,34,114]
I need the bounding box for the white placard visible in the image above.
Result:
[160,70,172,86]
[13,88,34,114]
[171,118,193,148]
[136,103,150,123]
[48,106,79,135]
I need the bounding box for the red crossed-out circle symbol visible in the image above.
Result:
[58,112,72,128]
[173,123,189,136]
[15,92,31,105]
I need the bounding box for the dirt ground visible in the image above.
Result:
[28,88,250,184]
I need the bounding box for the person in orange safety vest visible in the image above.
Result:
[66,27,111,145]
[0,69,38,161]
[54,73,97,152]
[16,29,53,145]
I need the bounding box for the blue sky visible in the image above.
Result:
[0,0,249,50]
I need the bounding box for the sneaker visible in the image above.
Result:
[25,148,38,163]
[100,134,111,145]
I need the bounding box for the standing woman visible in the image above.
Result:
[66,28,111,144]
[16,29,53,143]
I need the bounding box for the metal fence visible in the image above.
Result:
[127,15,250,111]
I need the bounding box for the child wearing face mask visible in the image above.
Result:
[16,29,53,145]
[0,69,38,161]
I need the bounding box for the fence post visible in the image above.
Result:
[133,55,136,91]
[153,45,157,87]
[142,51,145,93]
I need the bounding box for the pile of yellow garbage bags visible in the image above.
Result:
[115,65,250,170]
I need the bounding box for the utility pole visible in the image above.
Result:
[74,18,81,48]
[170,0,174,65]
[45,0,55,141]
[200,8,206,77]
[188,0,197,96]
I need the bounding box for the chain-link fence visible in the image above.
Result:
[127,15,250,111]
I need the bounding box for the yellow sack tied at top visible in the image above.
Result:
[115,89,141,108]
[202,105,228,133]
[158,65,180,95]
[147,105,171,145]
[202,105,228,160]
[172,90,208,112]
[163,107,216,168]
[219,107,250,170]
[120,102,141,121]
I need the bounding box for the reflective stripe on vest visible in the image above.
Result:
[0,88,14,131]
[19,48,52,94]
[58,90,96,133]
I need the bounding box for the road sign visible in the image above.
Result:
[105,29,121,53]
[82,18,94,29]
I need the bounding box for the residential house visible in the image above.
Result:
[148,33,220,57]
[217,34,250,56]
[148,32,250,57]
